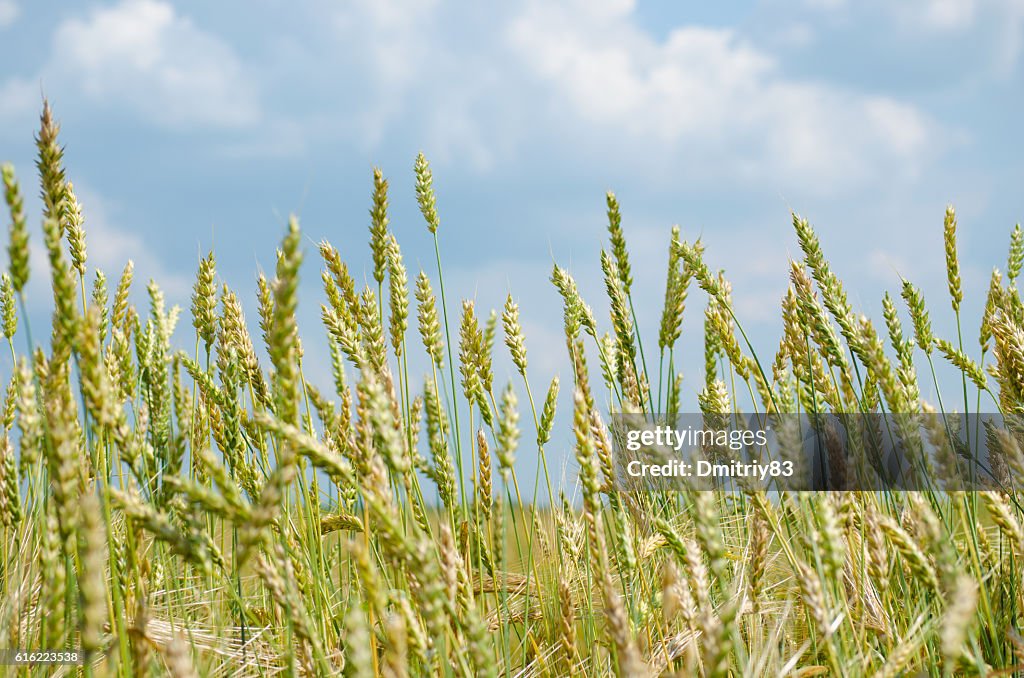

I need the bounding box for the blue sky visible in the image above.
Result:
[0,0,1021,488]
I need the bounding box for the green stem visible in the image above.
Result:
[433,233,466,509]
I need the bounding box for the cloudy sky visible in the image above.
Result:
[0,0,1020,484]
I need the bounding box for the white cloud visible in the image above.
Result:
[0,0,951,184]
[924,0,979,27]
[804,0,974,22]
[774,22,817,48]
[911,0,1024,73]
[0,78,34,121]
[323,0,451,150]
[506,0,936,192]
[331,0,440,89]
[804,0,846,9]
[255,0,946,184]
[49,0,259,128]
[0,0,18,28]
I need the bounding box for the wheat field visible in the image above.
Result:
[0,101,1022,676]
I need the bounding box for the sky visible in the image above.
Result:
[0,0,1021,491]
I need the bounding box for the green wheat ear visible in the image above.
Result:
[458,299,483,404]
[64,181,87,276]
[269,216,302,425]
[658,225,689,352]
[35,99,67,227]
[537,375,558,446]
[1008,223,1023,285]
[90,269,108,343]
[901,278,934,354]
[415,152,440,233]
[605,190,631,293]
[943,204,963,312]
[369,167,389,286]
[792,213,856,343]
[2,163,30,293]
[385,233,408,357]
[935,338,987,390]
[0,274,15,342]
[415,270,444,368]
[981,268,1002,352]
[495,382,519,478]
[191,251,217,352]
[502,293,527,375]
